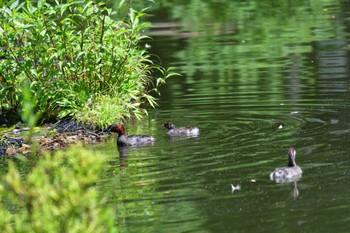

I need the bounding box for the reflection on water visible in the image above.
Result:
[101,1,350,232]
[290,181,300,199]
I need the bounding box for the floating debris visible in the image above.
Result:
[135,181,155,187]
[163,190,173,195]
[231,184,241,193]
[271,122,285,130]
[250,179,256,183]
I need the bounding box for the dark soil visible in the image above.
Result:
[0,110,21,127]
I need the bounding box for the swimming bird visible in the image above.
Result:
[110,123,155,146]
[270,147,302,182]
[163,122,199,136]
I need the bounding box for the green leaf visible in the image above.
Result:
[10,0,19,10]
[39,29,46,37]
[37,0,43,9]
[2,7,12,16]
[118,0,127,11]
[82,1,93,14]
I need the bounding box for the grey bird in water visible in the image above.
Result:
[270,147,302,183]
[163,122,199,136]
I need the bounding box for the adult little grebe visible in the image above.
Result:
[163,122,199,136]
[270,147,302,182]
[110,123,155,146]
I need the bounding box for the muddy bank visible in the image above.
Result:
[0,119,111,156]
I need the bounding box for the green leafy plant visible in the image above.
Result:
[20,81,42,143]
[0,0,176,128]
[0,144,118,232]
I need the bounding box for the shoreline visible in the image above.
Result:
[0,119,112,156]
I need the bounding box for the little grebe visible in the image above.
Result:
[270,147,302,182]
[163,122,199,136]
[110,123,155,146]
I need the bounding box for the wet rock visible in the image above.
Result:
[0,136,24,156]
[54,119,93,133]
[1,118,110,156]
[12,129,22,134]
[38,130,105,152]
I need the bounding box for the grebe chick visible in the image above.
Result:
[110,123,155,146]
[163,122,199,136]
[270,147,302,182]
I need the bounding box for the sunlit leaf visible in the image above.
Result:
[10,0,19,10]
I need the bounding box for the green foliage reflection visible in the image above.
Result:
[147,0,344,110]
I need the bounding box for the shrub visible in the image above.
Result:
[0,0,175,127]
[0,145,118,232]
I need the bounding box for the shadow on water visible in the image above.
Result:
[93,1,350,232]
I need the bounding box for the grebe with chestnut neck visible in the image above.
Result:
[110,123,155,146]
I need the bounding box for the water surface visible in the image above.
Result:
[98,1,350,232]
[95,1,350,232]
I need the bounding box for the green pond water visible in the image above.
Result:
[96,1,350,232]
[3,0,350,232]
